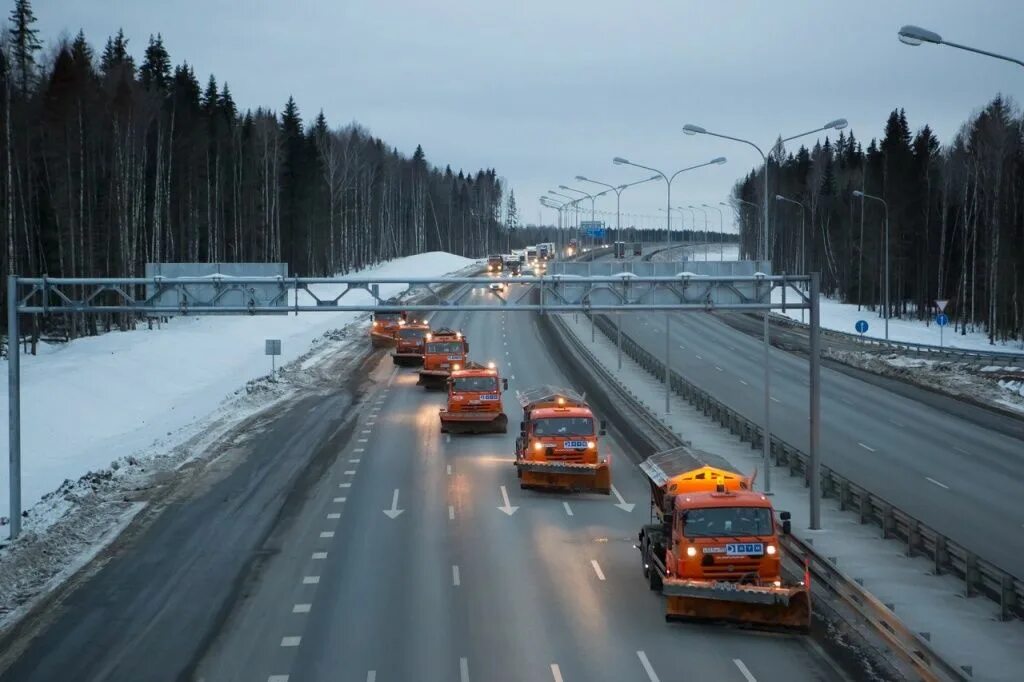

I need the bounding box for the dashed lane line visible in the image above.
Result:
[591,559,606,581]
[319,532,334,539]
[349,459,360,464]
[292,604,311,614]
[339,483,352,488]
[367,672,376,682]
[733,659,757,682]
[926,476,951,490]
[460,657,470,682]
[452,565,461,586]
[312,552,328,560]
[739,379,749,386]
[333,497,346,503]
[268,676,289,682]
[327,513,340,519]
[551,664,564,682]
[447,464,452,476]
[563,502,574,517]
[769,396,780,403]
[357,439,368,444]
[857,442,877,453]
[449,505,455,520]
[344,470,357,475]
[361,430,372,435]
[696,354,703,360]
[636,651,660,682]
[714,366,723,372]
[353,448,365,453]
[302,576,320,584]
[280,636,301,647]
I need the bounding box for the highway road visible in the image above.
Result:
[0,281,847,681]
[618,309,1024,577]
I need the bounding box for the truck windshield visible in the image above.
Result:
[426,341,463,354]
[398,328,426,340]
[452,377,498,392]
[375,313,402,322]
[532,417,594,436]
[682,507,773,538]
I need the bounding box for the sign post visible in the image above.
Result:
[855,319,869,338]
[266,339,282,374]
[935,300,950,349]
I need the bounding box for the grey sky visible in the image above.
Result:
[39,0,1024,234]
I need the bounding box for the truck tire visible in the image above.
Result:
[641,539,651,579]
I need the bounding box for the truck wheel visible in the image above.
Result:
[641,539,651,579]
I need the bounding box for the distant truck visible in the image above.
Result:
[439,362,509,434]
[637,445,809,630]
[632,242,642,256]
[526,246,538,264]
[487,254,504,273]
[514,385,610,494]
[538,242,555,261]
[613,241,626,259]
[391,320,430,366]
[567,239,578,257]
[418,328,469,390]
[369,310,407,348]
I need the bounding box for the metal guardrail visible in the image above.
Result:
[769,311,1024,365]
[588,313,1023,626]
[548,313,968,682]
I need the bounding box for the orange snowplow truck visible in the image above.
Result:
[417,328,469,390]
[637,445,810,631]
[514,386,611,494]
[392,320,430,366]
[439,362,509,434]
[369,310,408,348]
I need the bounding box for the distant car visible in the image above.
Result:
[489,281,506,292]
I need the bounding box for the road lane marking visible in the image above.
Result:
[344,469,357,475]
[696,354,703,360]
[339,483,352,488]
[447,464,452,475]
[678,344,686,350]
[319,532,334,539]
[361,429,372,434]
[739,379,749,386]
[452,565,461,586]
[498,485,519,515]
[281,636,301,647]
[354,448,365,452]
[551,664,564,682]
[770,396,780,403]
[357,439,368,443]
[367,673,376,682]
[460,657,470,682]
[733,659,757,682]
[446,434,452,444]
[926,476,950,490]
[302,576,320,584]
[591,559,606,581]
[293,603,311,613]
[728,344,737,351]
[563,502,574,517]
[858,442,876,453]
[887,418,904,427]
[268,676,289,682]
[449,505,455,520]
[954,446,970,455]
[312,552,328,559]
[333,497,346,503]
[349,458,360,463]
[636,651,660,682]
[327,513,340,519]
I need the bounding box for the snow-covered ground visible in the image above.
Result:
[650,243,741,262]
[558,312,1024,682]
[1,252,475,528]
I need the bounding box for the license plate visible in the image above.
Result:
[563,440,588,448]
[702,546,725,554]
[726,543,763,556]
[447,355,462,361]
[480,395,499,401]
[439,363,449,369]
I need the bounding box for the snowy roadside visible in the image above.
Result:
[558,311,1024,682]
[0,252,478,630]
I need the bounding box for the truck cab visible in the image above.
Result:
[391,321,430,366]
[417,328,469,389]
[370,310,408,348]
[487,254,504,273]
[439,362,509,433]
[613,241,626,259]
[514,386,610,494]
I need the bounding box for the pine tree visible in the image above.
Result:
[100,29,134,76]
[8,0,40,96]
[506,189,518,230]
[140,34,171,91]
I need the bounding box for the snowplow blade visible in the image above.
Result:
[663,579,810,631]
[516,460,611,494]
[371,332,397,348]
[417,371,449,390]
[439,411,508,434]
[392,353,423,367]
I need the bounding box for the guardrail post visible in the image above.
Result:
[906,519,919,558]
[933,536,946,575]
[859,494,871,525]
[964,553,980,597]
[1000,575,1017,621]
[881,504,895,539]
[839,479,851,511]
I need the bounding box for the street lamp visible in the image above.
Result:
[688,205,710,261]
[775,194,807,274]
[682,118,846,503]
[560,185,602,246]
[702,204,725,261]
[898,25,1024,68]
[853,190,890,342]
[577,174,659,243]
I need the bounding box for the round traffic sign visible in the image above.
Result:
[936,313,949,327]
[855,320,869,334]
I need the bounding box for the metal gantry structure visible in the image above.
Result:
[6,272,821,539]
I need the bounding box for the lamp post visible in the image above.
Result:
[775,194,808,322]
[673,206,695,251]
[577,174,660,244]
[549,190,582,243]
[682,118,847,498]
[689,205,710,261]
[853,190,890,342]
[898,24,1024,69]
[702,204,725,260]
[560,185,599,247]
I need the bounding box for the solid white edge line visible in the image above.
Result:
[550,663,564,682]
[636,651,660,682]
[733,658,757,682]
[591,559,606,581]
[926,476,951,490]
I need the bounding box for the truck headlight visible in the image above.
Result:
[533,441,544,451]
[686,546,697,557]
[587,441,596,449]
[452,364,460,371]
[766,544,777,555]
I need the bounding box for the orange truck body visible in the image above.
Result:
[637,446,810,630]
[417,328,469,389]
[370,311,408,348]
[513,386,611,494]
[438,363,509,434]
[391,322,430,366]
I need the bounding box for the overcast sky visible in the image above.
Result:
[39,0,1024,233]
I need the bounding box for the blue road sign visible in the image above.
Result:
[936,313,949,327]
[855,320,869,334]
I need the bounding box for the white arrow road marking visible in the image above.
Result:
[636,651,660,682]
[563,502,574,517]
[498,485,519,516]
[611,485,635,512]
[383,488,404,519]
[550,664,564,682]
[733,659,757,682]
[591,559,606,581]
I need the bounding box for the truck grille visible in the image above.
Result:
[545,448,586,463]
[701,557,764,580]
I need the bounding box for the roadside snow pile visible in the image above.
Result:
[828,350,1024,416]
[1,252,476,526]
[772,286,1024,354]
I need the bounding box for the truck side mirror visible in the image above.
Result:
[782,520,791,535]
[779,511,791,521]
[502,378,509,391]
[600,419,608,436]
[519,421,525,431]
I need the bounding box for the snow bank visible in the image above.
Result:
[772,285,1024,354]
[1,252,476,519]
